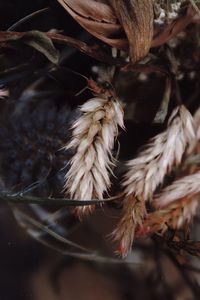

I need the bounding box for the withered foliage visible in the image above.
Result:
[1,1,200,299]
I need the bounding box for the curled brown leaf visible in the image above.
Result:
[57,1,198,62]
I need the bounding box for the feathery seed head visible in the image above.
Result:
[123,105,195,201]
[64,95,124,218]
[154,171,200,208]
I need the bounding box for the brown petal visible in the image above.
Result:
[109,0,154,62]
[57,0,128,49]
[57,0,117,23]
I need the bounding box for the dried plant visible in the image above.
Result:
[113,105,195,256]
[57,0,153,62]
[112,195,146,257]
[64,94,124,218]
[1,0,200,276]
[137,194,199,237]
[154,170,200,208]
[57,0,198,62]
[123,105,195,201]
[0,87,9,99]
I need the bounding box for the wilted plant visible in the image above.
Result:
[0,0,200,262]
[64,82,124,218]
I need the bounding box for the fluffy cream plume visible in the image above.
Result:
[154,170,200,208]
[113,105,195,257]
[123,105,195,200]
[137,195,199,237]
[64,96,124,218]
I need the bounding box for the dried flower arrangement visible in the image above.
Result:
[1,0,200,265]
[54,0,200,257]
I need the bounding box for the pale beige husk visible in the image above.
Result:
[64,96,124,218]
[154,170,200,208]
[113,105,195,257]
[123,105,195,201]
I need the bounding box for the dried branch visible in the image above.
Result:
[0,31,124,65]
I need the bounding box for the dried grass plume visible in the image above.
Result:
[64,95,124,218]
[113,105,195,257]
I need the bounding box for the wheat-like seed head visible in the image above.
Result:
[113,105,195,256]
[123,105,195,201]
[64,96,124,218]
[154,170,200,208]
[112,195,146,258]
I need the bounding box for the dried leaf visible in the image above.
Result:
[0,30,59,64]
[21,30,59,64]
[109,0,153,62]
